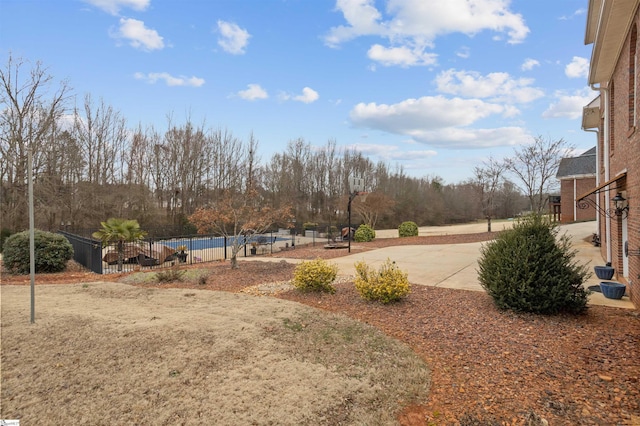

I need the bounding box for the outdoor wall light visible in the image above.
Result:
[612,193,629,218]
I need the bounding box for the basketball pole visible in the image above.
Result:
[347,190,358,253]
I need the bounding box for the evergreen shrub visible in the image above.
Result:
[477,214,590,314]
[0,228,12,253]
[354,224,375,242]
[293,258,338,293]
[398,221,418,237]
[354,259,411,304]
[3,230,73,274]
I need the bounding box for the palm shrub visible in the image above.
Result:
[477,214,590,314]
[3,230,73,274]
[354,224,375,242]
[398,221,418,237]
[354,259,411,304]
[292,258,338,293]
[92,218,147,272]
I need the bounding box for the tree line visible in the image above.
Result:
[2,55,566,237]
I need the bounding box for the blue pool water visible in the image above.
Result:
[161,235,288,250]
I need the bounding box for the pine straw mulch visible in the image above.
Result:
[2,234,640,425]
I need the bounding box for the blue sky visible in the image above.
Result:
[1,0,596,184]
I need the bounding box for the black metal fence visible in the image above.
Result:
[59,230,294,275]
[59,231,104,274]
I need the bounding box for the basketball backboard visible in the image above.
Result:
[349,175,364,193]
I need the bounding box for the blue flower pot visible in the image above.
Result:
[594,266,615,280]
[599,281,626,299]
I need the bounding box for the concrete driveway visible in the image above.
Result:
[278,220,635,309]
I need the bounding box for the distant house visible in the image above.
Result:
[580,0,639,309]
[556,147,597,223]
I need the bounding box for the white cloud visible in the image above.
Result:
[521,58,539,71]
[325,0,529,67]
[565,56,589,79]
[134,72,205,87]
[559,8,586,20]
[435,69,544,104]
[351,96,504,131]
[542,88,593,119]
[237,84,268,100]
[456,46,470,59]
[279,87,320,103]
[367,44,437,67]
[349,95,529,148]
[349,143,437,161]
[294,87,319,103]
[83,0,149,15]
[324,0,385,47]
[412,127,529,148]
[217,20,250,55]
[111,18,164,51]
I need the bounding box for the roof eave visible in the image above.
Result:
[588,0,639,85]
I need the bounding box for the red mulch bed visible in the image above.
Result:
[2,233,640,425]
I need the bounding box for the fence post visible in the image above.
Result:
[224,235,227,260]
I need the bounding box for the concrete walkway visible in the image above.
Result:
[263,220,635,310]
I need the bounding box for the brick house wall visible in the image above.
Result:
[598,11,640,308]
[560,178,597,223]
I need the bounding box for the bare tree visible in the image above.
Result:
[351,192,395,229]
[505,136,571,214]
[0,54,71,231]
[473,156,506,231]
[189,189,293,269]
[73,93,127,185]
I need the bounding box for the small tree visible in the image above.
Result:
[351,192,395,229]
[478,214,590,314]
[505,136,571,214]
[189,189,294,269]
[473,156,505,232]
[92,218,147,272]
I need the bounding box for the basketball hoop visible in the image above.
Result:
[347,175,366,253]
[357,191,369,203]
[349,175,364,193]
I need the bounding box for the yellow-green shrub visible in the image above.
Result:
[293,258,338,293]
[354,259,410,304]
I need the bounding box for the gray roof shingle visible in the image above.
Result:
[556,147,596,178]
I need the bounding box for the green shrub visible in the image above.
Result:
[398,221,419,237]
[354,224,375,242]
[2,230,73,274]
[302,222,318,230]
[354,259,411,304]
[0,228,12,253]
[292,258,338,293]
[477,214,590,314]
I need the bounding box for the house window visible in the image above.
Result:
[629,24,637,129]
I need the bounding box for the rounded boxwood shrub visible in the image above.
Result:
[354,224,375,242]
[398,221,418,237]
[2,230,74,274]
[292,258,338,293]
[0,228,12,253]
[354,259,411,304]
[477,214,589,314]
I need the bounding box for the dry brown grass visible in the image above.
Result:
[1,282,430,425]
